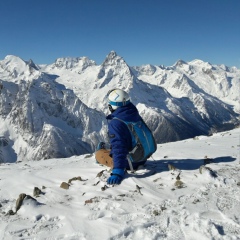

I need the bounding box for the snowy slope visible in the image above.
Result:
[0,128,239,239]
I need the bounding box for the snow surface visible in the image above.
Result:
[0,128,239,240]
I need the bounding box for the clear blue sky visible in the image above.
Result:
[0,0,239,67]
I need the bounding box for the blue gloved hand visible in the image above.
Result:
[107,168,125,185]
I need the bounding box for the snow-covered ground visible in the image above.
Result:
[0,128,239,240]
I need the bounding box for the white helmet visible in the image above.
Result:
[107,89,130,111]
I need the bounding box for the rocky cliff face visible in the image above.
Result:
[0,53,239,162]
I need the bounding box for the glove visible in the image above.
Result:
[107,168,125,185]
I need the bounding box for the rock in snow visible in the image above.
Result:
[0,128,239,239]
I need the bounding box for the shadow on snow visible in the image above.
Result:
[129,156,236,178]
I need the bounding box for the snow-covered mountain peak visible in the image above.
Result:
[2,55,24,65]
[27,59,39,70]
[218,64,230,72]
[52,56,96,71]
[172,59,193,74]
[230,66,239,72]
[0,55,40,81]
[189,59,205,65]
[189,59,213,69]
[174,59,188,67]
[102,51,127,67]
[133,64,157,76]
[95,51,134,95]
[107,50,117,58]
[1,55,28,71]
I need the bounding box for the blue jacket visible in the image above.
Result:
[106,102,146,170]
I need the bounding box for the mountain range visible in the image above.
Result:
[0,51,239,162]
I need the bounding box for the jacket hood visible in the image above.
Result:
[106,102,142,122]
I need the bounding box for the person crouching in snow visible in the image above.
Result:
[95,88,156,185]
